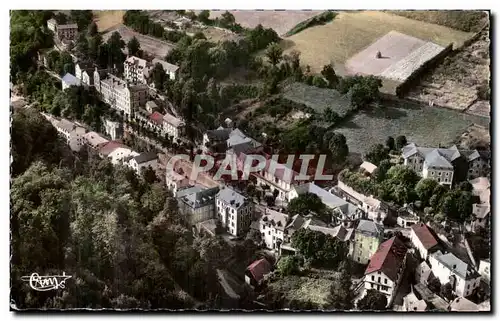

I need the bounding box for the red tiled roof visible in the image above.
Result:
[365,236,407,281]
[247,258,271,283]
[99,141,124,156]
[149,111,164,126]
[411,223,439,250]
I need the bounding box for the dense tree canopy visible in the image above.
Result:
[356,289,387,310]
[291,229,348,269]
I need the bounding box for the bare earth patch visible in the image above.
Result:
[93,10,125,32]
[102,24,175,58]
[282,11,474,74]
[202,10,323,36]
[405,29,490,116]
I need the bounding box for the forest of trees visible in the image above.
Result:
[10,109,223,309]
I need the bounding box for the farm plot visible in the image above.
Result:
[282,82,352,117]
[200,10,323,36]
[93,10,125,32]
[102,25,175,58]
[405,29,490,115]
[335,100,490,155]
[282,11,474,74]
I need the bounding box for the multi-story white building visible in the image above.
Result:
[215,186,254,237]
[410,223,441,261]
[402,143,490,185]
[94,72,148,116]
[127,151,158,175]
[163,113,184,141]
[478,259,490,284]
[363,236,408,306]
[43,115,86,152]
[259,208,289,250]
[429,251,482,298]
[124,56,149,84]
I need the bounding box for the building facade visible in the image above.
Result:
[351,220,384,264]
[215,187,254,237]
[163,113,184,141]
[429,251,482,298]
[123,56,149,84]
[363,236,408,306]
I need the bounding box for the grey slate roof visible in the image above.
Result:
[293,183,358,216]
[62,73,81,86]
[216,186,248,209]
[152,58,179,73]
[181,187,219,209]
[176,186,205,199]
[260,208,288,231]
[432,251,480,280]
[57,119,76,132]
[356,219,384,236]
[133,151,158,164]
[402,143,481,169]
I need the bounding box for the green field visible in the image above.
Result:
[335,100,490,154]
[283,82,352,117]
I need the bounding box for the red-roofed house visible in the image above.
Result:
[363,236,408,305]
[98,141,125,158]
[410,223,440,260]
[148,111,164,132]
[245,258,272,288]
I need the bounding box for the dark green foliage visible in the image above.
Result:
[265,42,283,66]
[364,143,390,166]
[326,261,354,310]
[152,62,167,91]
[338,75,382,109]
[88,21,98,36]
[291,229,348,269]
[287,193,330,223]
[246,24,281,52]
[321,63,339,89]
[277,255,301,276]
[373,159,392,183]
[70,10,93,31]
[357,289,387,310]
[10,11,55,82]
[415,178,439,207]
[441,189,475,223]
[197,10,210,24]
[127,36,141,57]
[395,135,407,150]
[285,11,337,36]
[386,136,395,151]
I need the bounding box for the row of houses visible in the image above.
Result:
[41,113,159,175]
[123,55,179,83]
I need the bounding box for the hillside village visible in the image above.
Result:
[10,10,490,311]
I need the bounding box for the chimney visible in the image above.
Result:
[452,264,457,269]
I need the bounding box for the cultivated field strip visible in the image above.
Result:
[380,42,446,82]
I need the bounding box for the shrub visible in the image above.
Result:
[285,11,338,36]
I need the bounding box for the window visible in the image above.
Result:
[378,277,381,283]
[371,275,375,281]
[431,171,435,175]
[467,284,470,289]
[438,172,441,176]
[268,231,271,235]
[384,278,387,284]
[381,286,389,291]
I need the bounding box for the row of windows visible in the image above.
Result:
[371,275,389,284]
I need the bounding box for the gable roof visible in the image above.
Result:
[133,151,158,164]
[411,223,439,250]
[149,111,164,125]
[246,258,271,283]
[416,261,434,284]
[365,236,407,281]
[356,219,384,236]
[432,251,480,280]
[473,203,490,219]
[152,58,179,73]
[99,141,124,156]
[62,73,80,86]
[293,183,358,215]
[360,161,378,174]
[449,297,479,311]
[163,113,183,127]
[402,143,481,168]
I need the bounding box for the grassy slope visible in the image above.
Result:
[281,11,474,73]
[335,100,490,155]
[388,10,488,33]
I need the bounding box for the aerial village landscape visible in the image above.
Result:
[10,9,491,311]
